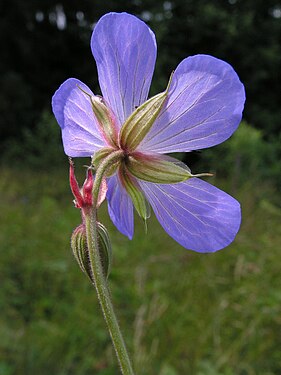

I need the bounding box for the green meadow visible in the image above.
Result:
[0,162,280,375]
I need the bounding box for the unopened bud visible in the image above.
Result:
[71,224,93,281]
[71,223,112,281]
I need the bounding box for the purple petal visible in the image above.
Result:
[91,12,157,126]
[52,78,106,157]
[106,174,134,239]
[139,55,245,153]
[138,178,241,252]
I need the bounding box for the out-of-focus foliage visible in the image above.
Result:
[197,122,281,191]
[4,111,66,170]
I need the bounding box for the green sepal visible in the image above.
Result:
[77,86,118,148]
[90,96,119,147]
[120,74,173,151]
[119,168,150,221]
[71,224,93,281]
[92,148,120,177]
[126,153,193,184]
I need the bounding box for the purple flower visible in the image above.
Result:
[52,12,245,253]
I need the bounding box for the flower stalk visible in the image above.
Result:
[84,151,134,375]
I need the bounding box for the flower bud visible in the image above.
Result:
[71,223,112,282]
[71,224,92,281]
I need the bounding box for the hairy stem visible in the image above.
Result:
[85,149,134,375]
[92,149,123,204]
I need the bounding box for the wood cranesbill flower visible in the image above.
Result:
[52,12,245,253]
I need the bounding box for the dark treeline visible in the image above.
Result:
[1,0,280,145]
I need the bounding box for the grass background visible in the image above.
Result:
[0,163,280,375]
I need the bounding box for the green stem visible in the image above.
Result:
[85,149,134,375]
[92,149,124,204]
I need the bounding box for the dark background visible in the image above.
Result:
[1,0,280,170]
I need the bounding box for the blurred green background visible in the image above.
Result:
[0,1,280,374]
